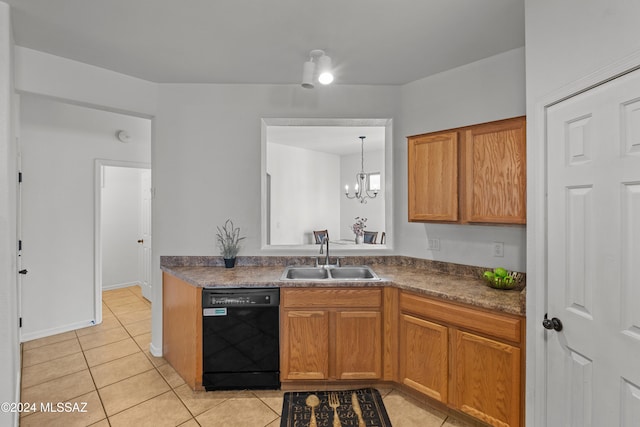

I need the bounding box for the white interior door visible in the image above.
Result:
[139,169,152,301]
[546,67,640,426]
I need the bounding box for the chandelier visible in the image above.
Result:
[344,136,379,204]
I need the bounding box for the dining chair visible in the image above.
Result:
[363,231,378,244]
[313,230,328,244]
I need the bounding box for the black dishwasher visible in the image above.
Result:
[202,288,280,391]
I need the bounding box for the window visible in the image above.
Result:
[367,172,381,192]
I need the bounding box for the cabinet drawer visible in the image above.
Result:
[282,288,382,308]
[400,292,522,343]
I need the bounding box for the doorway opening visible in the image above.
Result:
[95,161,152,324]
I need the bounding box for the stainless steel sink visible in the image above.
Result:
[280,265,380,281]
[327,266,376,279]
[283,267,330,280]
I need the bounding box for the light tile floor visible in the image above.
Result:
[20,286,476,427]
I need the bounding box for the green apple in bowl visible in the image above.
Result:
[482,267,518,289]
[493,267,508,278]
[483,271,495,280]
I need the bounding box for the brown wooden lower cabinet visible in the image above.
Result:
[335,310,382,380]
[399,290,524,427]
[280,288,383,382]
[280,310,330,380]
[399,313,449,403]
[162,275,525,427]
[452,330,521,427]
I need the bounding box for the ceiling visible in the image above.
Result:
[4,0,525,85]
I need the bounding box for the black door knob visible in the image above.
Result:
[542,313,563,331]
[18,269,28,275]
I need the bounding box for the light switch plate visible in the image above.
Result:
[428,238,440,251]
[493,242,504,257]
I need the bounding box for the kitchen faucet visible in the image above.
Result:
[319,236,330,267]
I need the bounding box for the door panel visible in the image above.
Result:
[407,132,459,221]
[399,314,448,403]
[281,310,329,380]
[546,67,640,426]
[462,117,526,224]
[621,182,640,338]
[621,379,640,426]
[335,310,382,380]
[452,330,520,427]
[566,348,593,427]
[565,185,594,320]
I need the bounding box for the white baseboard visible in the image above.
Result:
[102,281,140,291]
[149,341,162,357]
[20,319,97,343]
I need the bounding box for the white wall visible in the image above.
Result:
[19,95,150,339]
[340,149,385,240]
[101,166,144,289]
[0,2,19,425]
[524,2,640,426]
[525,1,640,105]
[267,142,340,245]
[15,46,158,117]
[397,47,527,271]
[153,83,400,352]
[153,83,399,253]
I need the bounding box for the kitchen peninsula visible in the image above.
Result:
[161,256,526,427]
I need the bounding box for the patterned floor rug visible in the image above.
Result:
[280,388,392,427]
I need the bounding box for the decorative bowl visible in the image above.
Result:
[481,270,524,290]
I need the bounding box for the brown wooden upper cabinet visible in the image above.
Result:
[408,116,526,224]
[408,131,459,222]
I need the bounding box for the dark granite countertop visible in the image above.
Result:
[161,256,526,316]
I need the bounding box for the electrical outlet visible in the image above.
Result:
[428,238,440,251]
[493,242,504,257]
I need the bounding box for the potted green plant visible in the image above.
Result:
[216,219,245,268]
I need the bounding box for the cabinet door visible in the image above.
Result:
[408,132,459,222]
[462,117,526,224]
[452,330,521,427]
[399,314,448,403]
[281,310,329,380]
[335,311,382,379]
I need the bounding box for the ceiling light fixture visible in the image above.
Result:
[345,136,379,204]
[301,49,334,89]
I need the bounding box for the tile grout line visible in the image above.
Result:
[76,327,111,426]
[86,285,150,425]
[121,289,206,425]
[104,287,201,426]
[20,336,82,368]
[251,390,284,421]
